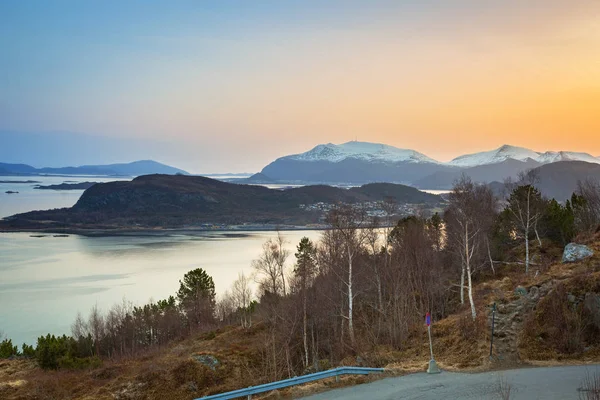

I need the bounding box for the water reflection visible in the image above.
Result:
[0,230,322,346]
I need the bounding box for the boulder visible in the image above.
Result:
[514,286,528,296]
[191,354,219,370]
[562,243,594,263]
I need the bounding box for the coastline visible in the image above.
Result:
[0,224,329,237]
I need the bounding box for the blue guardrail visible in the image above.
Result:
[195,366,385,400]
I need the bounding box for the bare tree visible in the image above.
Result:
[216,290,236,324]
[445,175,497,319]
[574,179,600,233]
[273,231,290,296]
[326,204,369,347]
[253,239,282,296]
[504,171,544,274]
[88,305,105,356]
[366,218,384,313]
[71,312,87,338]
[232,272,253,328]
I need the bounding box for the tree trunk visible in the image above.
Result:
[535,226,542,247]
[525,229,530,274]
[311,321,317,371]
[376,272,383,313]
[467,262,477,320]
[302,284,309,369]
[460,264,465,304]
[281,271,287,297]
[347,245,355,347]
[486,237,495,275]
[465,224,477,319]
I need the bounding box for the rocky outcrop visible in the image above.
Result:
[491,281,555,365]
[562,243,594,263]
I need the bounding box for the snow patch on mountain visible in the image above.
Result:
[537,151,600,165]
[448,145,540,167]
[448,145,600,167]
[288,141,440,164]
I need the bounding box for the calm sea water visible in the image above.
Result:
[0,230,321,346]
[0,175,131,218]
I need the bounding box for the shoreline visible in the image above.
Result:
[0,224,329,237]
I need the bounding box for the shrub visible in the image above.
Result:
[0,338,19,358]
[22,343,36,358]
[36,334,100,370]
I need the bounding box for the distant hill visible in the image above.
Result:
[533,161,600,201]
[0,160,188,176]
[413,158,541,189]
[0,175,443,231]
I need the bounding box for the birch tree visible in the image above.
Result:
[273,231,290,296]
[326,204,369,347]
[445,176,496,319]
[504,183,544,274]
[231,272,253,328]
[252,239,282,296]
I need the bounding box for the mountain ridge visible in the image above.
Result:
[0,160,188,176]
[258,141,600,186]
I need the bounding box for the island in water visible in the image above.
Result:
[0,174,445,233]
[34,182,98,190]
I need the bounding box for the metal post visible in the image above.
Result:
[427,317,440,374]
[489,302,496,359]
[428,325,434,360]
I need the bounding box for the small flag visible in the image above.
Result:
[426,312,431,327]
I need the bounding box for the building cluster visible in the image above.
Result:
[299,201,427,219]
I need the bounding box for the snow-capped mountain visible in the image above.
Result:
[448,145,600,167]
[261,141,449,184]
[536,151,600,165]
[258,141,600,186]
[289,141,439,164]
[448,145,541,167]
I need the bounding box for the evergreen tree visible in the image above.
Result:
[294,237,317,368]
[177,268,216,330]
[0,338,18,358]
[542,199,575,245]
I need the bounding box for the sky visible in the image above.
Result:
[1,1,599,173]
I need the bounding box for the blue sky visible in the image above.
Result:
[1,1,599,172]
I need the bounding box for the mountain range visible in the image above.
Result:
[0,160,188,177]
[255,142,600,197]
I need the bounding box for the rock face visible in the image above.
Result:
[562,243,594,263]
